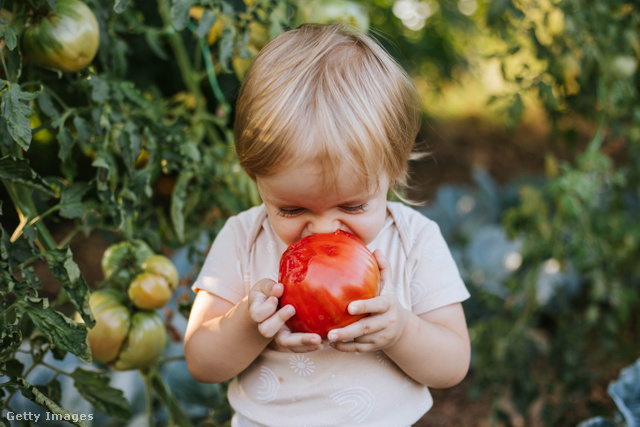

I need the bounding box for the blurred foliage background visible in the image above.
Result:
[1,0,639,426]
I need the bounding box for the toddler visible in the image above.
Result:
[184,23,471,427]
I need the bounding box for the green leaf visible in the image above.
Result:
[0,313,23,363]
[218,24,236,73]
[171,171,193,243]
[0,156,57,196]
[144,29,169,61]
[3,25,17,50]
[57,126,75,161]
[73,115,92,142]
[20,298,91,363]
[171,0,198,31]
[71,369,131,419]
[149,369,195,427]
[35,378,63,405]
[44,248,95,328]
[3,358,24,379]
[38,89,59,119]
[113,0,131,13]
[89,76,110,103]
[0,81,40,150]
[59,182,91,219]
[119,122,142,172]
[196,9,216,39]
[13,376,90,427]
[91,156,110,169]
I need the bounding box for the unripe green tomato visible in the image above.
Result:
[142,255,179,290]
[21,0,100,73]
[128,272,173,309]
[78,289,131,365]
[101,240,155,288]
[113,311,167,371]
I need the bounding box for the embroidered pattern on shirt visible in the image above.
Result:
[256,366,279,403]
[330,387,376,424]
[289,354,315,376]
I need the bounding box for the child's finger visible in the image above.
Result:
[347,295,390,316]
[257,304,296,338]
[249,295,279,324]
[275,329,323,352]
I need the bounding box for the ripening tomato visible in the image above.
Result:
[21,0,100,73]
[279,230,380,338]
[127,271,172,310]
[141,255,179,290]
[101,240,155,289]
[113,311,167,371]
[77,289,130,365]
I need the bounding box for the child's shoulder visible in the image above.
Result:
[229,204,268,225]
[386,201,448,253]
[387,201,438,232]
[221,204,268,243]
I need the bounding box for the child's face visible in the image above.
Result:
[256,159,389,247]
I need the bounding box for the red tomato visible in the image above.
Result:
[279,230,380,338]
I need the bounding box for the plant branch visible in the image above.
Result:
[157,0,224,146]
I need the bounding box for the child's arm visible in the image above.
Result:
[184,279,322,383]
[184,279,285,383]
[327,250,471,389]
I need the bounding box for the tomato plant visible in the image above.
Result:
[21,0,100,72]
[279,229,380,338]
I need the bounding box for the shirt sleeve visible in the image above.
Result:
[191,216,247,304]
[409,219,470,315]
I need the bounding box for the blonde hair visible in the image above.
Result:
[234,23,421,195]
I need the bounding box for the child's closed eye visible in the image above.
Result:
[277,207,305,217]
[340,203,368,214]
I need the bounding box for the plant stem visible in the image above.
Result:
[157,0,223,146]
[3,180,58,250]
[149,368,194,427]
[141,369,154,427]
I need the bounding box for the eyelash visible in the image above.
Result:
[277,208,304,217]
[341,203,368,214]
[276,204,368,217]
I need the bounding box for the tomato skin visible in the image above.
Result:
[101,240,155,288]
[22,0,100,72]
[79,289,131,365]
[127,271,172,310]
[279,230,380,338]
[141,255,179,290]
[113,311,167,371]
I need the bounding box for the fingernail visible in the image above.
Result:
[328,332,338,342]
[348,303,359,315]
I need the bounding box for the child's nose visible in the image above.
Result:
[308,216,341,235]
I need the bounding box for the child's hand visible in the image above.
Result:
[248,279,295,339]
[272,327,323,353]
[327,250,410,353]
[248,279,323,352]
